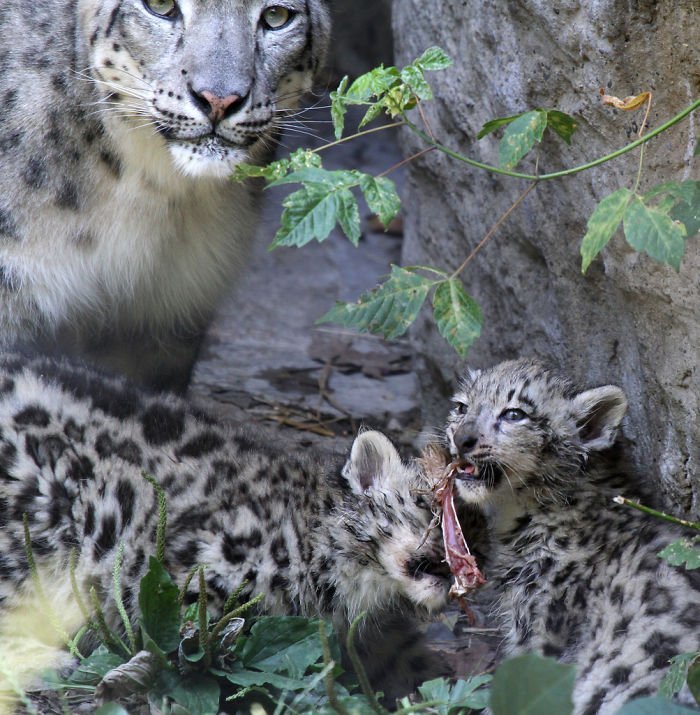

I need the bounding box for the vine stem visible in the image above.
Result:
[314,121,404,154]
[450,182,538,279]
[613,496,700,532]
[403,98,700,181]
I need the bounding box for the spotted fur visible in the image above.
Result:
[0,354,448,697]
[0,0,330,388]
[444,359,700,715]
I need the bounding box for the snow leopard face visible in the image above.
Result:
[80,0,330,178]
[444,358,628,507]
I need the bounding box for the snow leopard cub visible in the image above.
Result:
[443,358,700,715]
[0,1,330,389]
[0,354,449,697]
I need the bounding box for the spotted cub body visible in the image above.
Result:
[0,354,449,697]
[444,359,700,715]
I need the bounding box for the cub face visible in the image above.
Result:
[79,0,330,177]
[444,359,628,507]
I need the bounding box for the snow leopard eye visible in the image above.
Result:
[453,402,468,415]
[143,0,179,20]
[500,408,529,422]
[262,6,294,30]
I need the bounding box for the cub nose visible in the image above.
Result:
[189,87,247,124]
[453,424,479,455]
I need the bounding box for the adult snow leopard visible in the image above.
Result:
[0,0,330,389]
[441,359,700,715]
[0,354,450,704]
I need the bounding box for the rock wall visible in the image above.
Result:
[392,1,700,514]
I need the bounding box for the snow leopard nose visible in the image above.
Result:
[453,424,479,455]
[189,87,247,124]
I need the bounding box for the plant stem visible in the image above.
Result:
[319,620,351,715]
[450,182,538,279]
[345,613,389,715]
[403,98,700,182]
[315,122,404,154]
[613,496,700,532]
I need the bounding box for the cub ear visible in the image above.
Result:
[342,431,404,494]
[571,385,628,451]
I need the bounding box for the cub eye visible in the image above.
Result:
[500,408,529,422]
[262,6,293,29]
[453,402,468,415]
[143,0,179,19]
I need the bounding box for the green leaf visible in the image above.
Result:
[400,65,433,101]
[272,184,361,248]
[358,100,387,129]
[317,265,433,340]
[345,65,401,103]
[659,653,699,698]
[225,668,311,692]
[688,659,700,705]
[269,167,359,189]
[330,75,349,139]
[477,113,523,140]
[498,110,548,170]
[695,138,700,156]
[69,647,126,686]
[624,196,687,271]
[658,537,700,569]
[138,556,181,654]
[670,187,700,237]
[417,675,492,713]
[490,654,575,715]
[615,696,700,714]
[413,46,453,71]
[169,675,221,715]
[359,175,401,227]
[433,280,483,358]
[580,188,633,272]
[287,148,323,172]
[235,617,325,677]
[546,110,578,144]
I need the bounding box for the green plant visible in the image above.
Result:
[233,47,699,358]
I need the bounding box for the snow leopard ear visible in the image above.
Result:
[572,385,628,451]
[343,431,404,494]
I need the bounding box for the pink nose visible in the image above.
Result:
[196,90,244,123]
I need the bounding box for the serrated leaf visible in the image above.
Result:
[658,537,700,569]
[624,196,687,271]
[490,654,575,715]
[659,653,699,698]
[287,148,322,171]
[269,167,359,189]
[546,110,578,144]
[317,266,433,339]
[138,557,181,654]
[499,110,548,170]
[615,697,700,715]
[671,198,700,237]
[272,184,361,248]
[359,175,401,227]
[400,65,433,101]
[433,280,483,358]
[346,66,401,103]
[477,113,523,140]
[358,100,387,129]
[330,76,349,139]
[413,46,453,71]
[580,188,633,273]
[417,675,492,714]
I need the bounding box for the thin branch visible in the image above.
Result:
[613,496,700,532]
[314,122,404,154]
[450,182,538,279]
[378,146,436,178]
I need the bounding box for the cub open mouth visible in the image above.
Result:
[454,460,480,481]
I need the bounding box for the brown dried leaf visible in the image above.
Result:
[599,89,652,111]
[95,650,159,703]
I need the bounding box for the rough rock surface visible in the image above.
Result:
[393,0,700,515]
